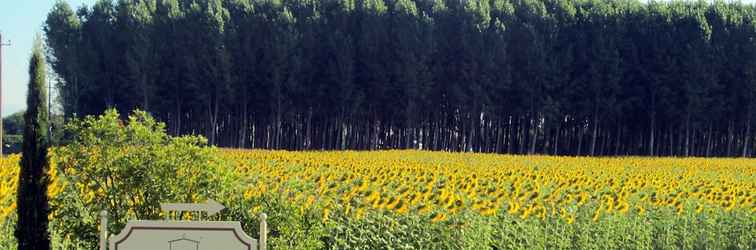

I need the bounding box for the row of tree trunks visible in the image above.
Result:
[155,110,755,157]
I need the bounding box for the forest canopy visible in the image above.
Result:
[44,0,756,157]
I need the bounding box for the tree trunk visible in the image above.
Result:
[743,116,751,157]
[727,120,734,156]
[507,116,513,154]
[207,96,218,146]
[240,100,248,148]
[684,113,691,157]
[614,125,621,156]
[529,114,537,155]
[590,112,598,156]
[577,121,584,156]
[554,123,561,155]
[649,113,655,156]
[175,99,182,136]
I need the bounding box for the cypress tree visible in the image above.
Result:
[15,37,51,250]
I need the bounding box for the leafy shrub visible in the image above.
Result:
[49,109,239,248]
[2,135,22,154]
[219,191,328,250]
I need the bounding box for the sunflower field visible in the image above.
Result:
[227,150,755,249]
[1,144,755,248]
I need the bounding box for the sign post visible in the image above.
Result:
[100,211,108,250]
[259,213,267,250]
[100,200,267,250]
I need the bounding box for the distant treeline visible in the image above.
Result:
[44,0,756,156]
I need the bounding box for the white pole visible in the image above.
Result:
[0,33,9,156]
[259,213,267,250]
[100,210,108,250]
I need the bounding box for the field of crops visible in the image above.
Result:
[1,149,755,249]
[227,150,755,220]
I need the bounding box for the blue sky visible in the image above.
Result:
[0,1,97,117]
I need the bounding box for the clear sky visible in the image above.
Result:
[0,1,97,118]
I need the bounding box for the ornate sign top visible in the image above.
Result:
[100,201,268,250]
[110,220,256,250]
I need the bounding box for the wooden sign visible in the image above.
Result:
[100,201,268,250]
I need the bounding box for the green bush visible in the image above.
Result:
[2,135,22,154]
[49,109,240,248]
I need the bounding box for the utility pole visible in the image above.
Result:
[0,32,11,156]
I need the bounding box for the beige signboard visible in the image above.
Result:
[101,200,267,250]
[110,220,256,250]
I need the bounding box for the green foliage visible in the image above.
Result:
[213,191,327,250]
[48,109,239,248]
[319,206,754,249]
[0,214,16,250]
[43,0,756,156]
[4,111,65,153]
[2,135,22,155]
[323,210,481,249]
[3,111,24,136]
[16,36,52,250]
[44,1,81,120]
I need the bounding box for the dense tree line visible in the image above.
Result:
[44,0,756,157]
[3,111,26,154]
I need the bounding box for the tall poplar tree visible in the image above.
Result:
[41,0,756,157]
[15,38,51,250]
